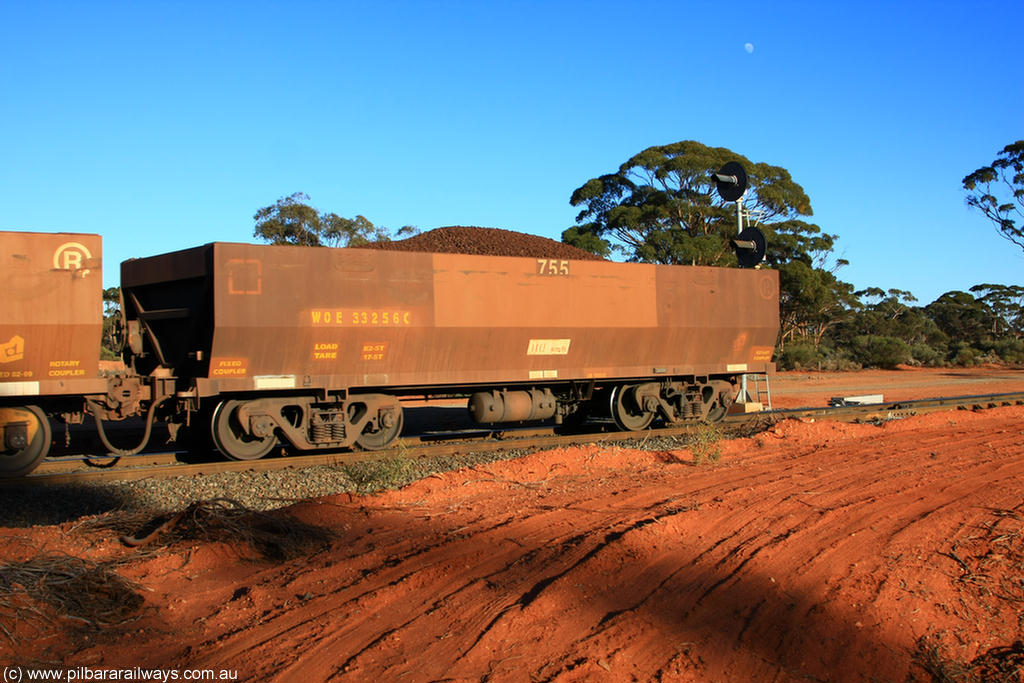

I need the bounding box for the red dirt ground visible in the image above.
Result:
[2,367,1024,682]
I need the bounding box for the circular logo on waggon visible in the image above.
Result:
[53,242,93,275]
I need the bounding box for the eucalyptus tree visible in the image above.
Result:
[564,140,856,351]
[253,192,401,247]
[563,140,825,267]
[962,140,1024,254]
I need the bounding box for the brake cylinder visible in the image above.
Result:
[468,389,557,424]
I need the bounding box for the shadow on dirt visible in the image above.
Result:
[0,484,137,527]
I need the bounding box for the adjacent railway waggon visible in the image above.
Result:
[0,226,779,477]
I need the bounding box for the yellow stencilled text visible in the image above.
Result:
[48,360,85,377]
[314,342,338,360]
[211,358,248,377]
[361,343,387,361]
[311,309,412,327]
[537,259,570,276]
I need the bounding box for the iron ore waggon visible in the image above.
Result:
[0,232,106,476]
[0,231,780,477]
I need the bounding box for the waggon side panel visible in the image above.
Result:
[431,254,658,328]
[654,265,780,372]
[206,244,436,392]
[0,231,104,397]
[191,243,778,395]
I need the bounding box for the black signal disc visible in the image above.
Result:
[733,226,766,268]
[715,161,748,202]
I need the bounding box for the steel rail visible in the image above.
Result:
[6,390,1024,487]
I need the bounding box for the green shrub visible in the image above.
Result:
[992,338,1024,363]
[827,356,862,371]
[777,341,820,371]
[690,423,723,465]
[850,335,911,369]
[910,342,945,366]
[343,453,418,492]
[777,341,861,371]
[952,342,983,366]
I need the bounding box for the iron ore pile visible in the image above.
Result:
[359,226,605,261]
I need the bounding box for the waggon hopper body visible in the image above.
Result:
[117,242,778,460]
[122,243,778,391]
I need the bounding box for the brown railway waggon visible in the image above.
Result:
[0,229,779,477]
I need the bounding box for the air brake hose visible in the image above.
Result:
[87,394,170,457]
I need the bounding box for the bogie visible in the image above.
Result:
[606,378,738,431]
[208,394,405,460]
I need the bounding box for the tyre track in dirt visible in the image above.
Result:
[13,406,1024,682]
[168,487,694,680]
[359,412,1014,681]
[510,418,1023,682]
[260,496,701,681]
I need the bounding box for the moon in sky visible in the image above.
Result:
[745,43,754,54]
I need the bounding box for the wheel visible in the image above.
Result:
[704,382,735,423]
[0,405,52,477]
[355,404,404,450]
[211,400,277,461]
[609,385,654,431]
[706,403,728,423]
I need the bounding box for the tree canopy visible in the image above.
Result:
[253,192,415,247]
[563,140,825,267]
[101,286,121,360]
[969,283,1024,338]
[563,140,856,354]
[962,140,1024,254]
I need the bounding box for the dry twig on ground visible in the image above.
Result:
[0,554,142,641]
[107,498,337,561]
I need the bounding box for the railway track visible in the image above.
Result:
[7,390,1024,487]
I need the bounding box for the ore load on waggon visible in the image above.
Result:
[0,163,778,477]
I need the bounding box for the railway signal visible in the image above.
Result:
[711,161,748,202]
[711,162,767,268]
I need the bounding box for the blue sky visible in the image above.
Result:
[1,0,1021,305]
